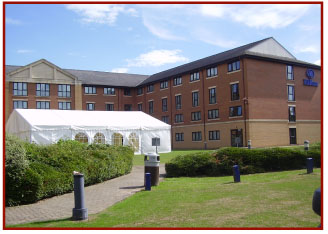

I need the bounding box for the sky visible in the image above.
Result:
[5,3,321,75]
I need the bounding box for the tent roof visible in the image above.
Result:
[9,109,171,130]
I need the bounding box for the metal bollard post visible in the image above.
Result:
[306,158,313,174]
[233,165,241,183]
[72,171,88,220]
[145,172,151,191]
[304,140,310,151]
[248,140,251,149]
[312,187,321,227]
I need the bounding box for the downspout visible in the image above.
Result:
[117,88,120,111]
[169,79,173,150]
[201,69,206,149]
[241,57,248,147]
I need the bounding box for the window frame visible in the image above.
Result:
[230,83,240,101]
[228,60,241,72]
[173,77,182,86]
[58,101,71,110]
[191,111,201,121]
[162,98,168,112]
[190,72,200,82]
[13,100,28,109]
[137,87,143,95]
[229,106,242,117]
[208,109,219,119]
[287,65,294,80]
[84,86,97,94]
[288,85,295,101]
[58,84,71,97]
[13,82,28,96]
[209,87,217,104]
[175,133,184,142]
[175,95,182,110]
[160,80,168,89]
[106,103,114,111]
[36,83,50,97]
[137,103,143,111]
[147,84,154,93]
[175,114,184,123]
[104,87,115,95]
[124,88,131,96]
[209,130,220,141]
[161,116,169,124]
[288,106,296,122]
[207,67,218,77]
[86,103,95,111]
[36,101,50,109]
[149,100,154,114]
[192,91,199,107]
[192,131,202,141]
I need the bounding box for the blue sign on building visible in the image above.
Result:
[304,69,318,87]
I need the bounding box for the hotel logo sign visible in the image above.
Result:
[303,69,318,87]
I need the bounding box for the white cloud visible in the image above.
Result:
[66,4,137,25]
[200,5,226,18]
[127,50,189,67]
[111,68,129,73]
[314,59,321,65]
[294,45,319,54]
[200,4,311,29]
[142,17,184,41]
[17,49,33,54]
[6,17,22,25]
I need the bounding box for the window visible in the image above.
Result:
[175,95,182,109]
[124,88,131,96]
[229,106,242,117]
[231,83,240,101]
[228,60,240,72]
[175,114,184,123]
[289,128,297,144]
[209,88,216,104]
[137,87,143,95]
[128,133,139,152]
[86,103,95,111]
[231,129,243,147]
[94,133,105,144]
[13,82,27,96]
[149,101,154,114]
[289,106,296,122]
[75,133,88,143]
[208,109,219,119]
[58,102,71,110]
[288,85,295,101]
[124,104,132,111]
[36,101,50,109]
[112,133,123,146]
[173,77,182,86]
[162,98,168,112]
[192,132,202,141]
[147,84,154,93]
[84,86,96,94]
[192,91,199,107]
[287,65,294,80]
[209,130,220,141]
[13,100,27,109]
[190,72,200,82]
[191,111,201,121]
[104,87,115,95]
[58,84,71,97]
[160,80,168,89]
[175,133,184,142]
[162,116,169,124]
[36,83,50,96]
[106,103,114,111]
[138,103,143,111]
[207,67,218,77]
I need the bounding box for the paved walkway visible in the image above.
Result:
[5,165,166,226]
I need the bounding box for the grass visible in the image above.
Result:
[9,168,321,228]
[133,150,213,166]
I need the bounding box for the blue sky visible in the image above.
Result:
[5,3,321,75]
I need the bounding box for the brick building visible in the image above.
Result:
[5,37,321,149]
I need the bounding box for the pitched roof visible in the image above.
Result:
[6,37,320,87]
[64,69,149,87]
[139,37,320,86]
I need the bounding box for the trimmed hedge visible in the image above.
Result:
[5,135,133,206]
[166,144,321,177]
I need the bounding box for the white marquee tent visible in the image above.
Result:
[6,109,171,154]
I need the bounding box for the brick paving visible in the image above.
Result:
[5,165,166,226]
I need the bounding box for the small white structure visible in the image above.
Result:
[6,109,171,154]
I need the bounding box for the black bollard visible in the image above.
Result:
[306,158,313,174]
[145,172,151,191]
[233,165,241,183]
[312,187,321,227]
[72,171,88,220]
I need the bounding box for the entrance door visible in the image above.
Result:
[289,128,297,144]
[231,129,243,147]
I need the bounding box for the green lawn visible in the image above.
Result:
[10,168,321,228]
[133,150,213,166]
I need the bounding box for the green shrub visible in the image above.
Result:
[5,136,134,206]
[166,144,321,177]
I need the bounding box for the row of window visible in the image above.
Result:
[175,130,221,142]
[13,83,72,97]
[13,100,71,110]
[74,132,139,151]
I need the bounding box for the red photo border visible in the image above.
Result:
[2,1,324,230]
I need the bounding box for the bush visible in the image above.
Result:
[166,144,321,177]
[5,135,134,206]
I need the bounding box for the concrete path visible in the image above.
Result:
[5,165,166,226]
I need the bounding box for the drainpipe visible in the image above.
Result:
[169,79,173,150]
[241,57,248,147]
[201,69,206,149]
